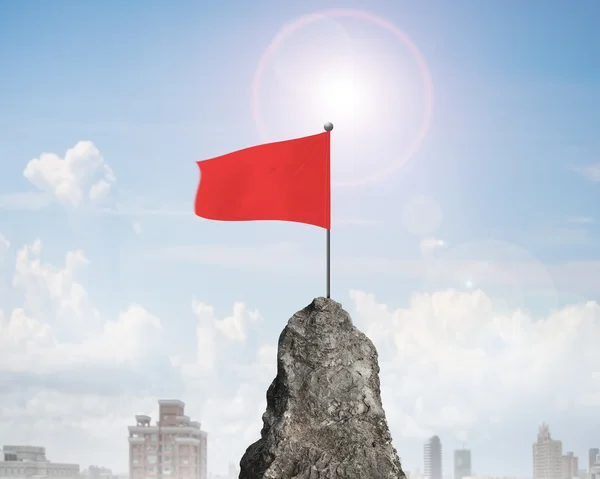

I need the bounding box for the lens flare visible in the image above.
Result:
[252,9,434,187]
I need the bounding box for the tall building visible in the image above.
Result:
[0,445,80,478]
[562,452,578,479]
[533,424,563,479]
[591,449,600,479]
[454,449,472,479]
[424,436,443,479]
[128,399,208,479]
[590,449,600,472]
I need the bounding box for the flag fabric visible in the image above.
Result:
[195,132,331,229]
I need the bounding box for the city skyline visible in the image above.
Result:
[1,414,597,479]
[414,426,597,479]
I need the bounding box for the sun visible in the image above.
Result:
[252,9,434,186]
[311,69,369,123]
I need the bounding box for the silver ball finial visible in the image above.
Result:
[324,121,334,132]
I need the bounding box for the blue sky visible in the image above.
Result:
[1,0,600,477]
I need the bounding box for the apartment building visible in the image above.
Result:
[128,400,207,479]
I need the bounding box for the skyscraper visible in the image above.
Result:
[533,424,563,479]
[128,399,208,479]
[562,452,578,479]
[590,449,600,472]
[425,436,443,479]
[454,449,472,479]
[590,449,600,479]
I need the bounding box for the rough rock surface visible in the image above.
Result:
[239,297,405,479]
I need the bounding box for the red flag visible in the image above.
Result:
[195,132,330,229]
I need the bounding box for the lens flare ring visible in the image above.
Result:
[251,8,434,187]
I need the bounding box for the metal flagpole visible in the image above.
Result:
[324,121,333,298]
[326,229,331,298]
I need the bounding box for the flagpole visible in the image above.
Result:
[324,121,333,299]
[326,229,331,298]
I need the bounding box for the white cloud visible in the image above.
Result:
[3,240,164,372]
[214,302,260,342]
[0,238,175,470]
[23,141,116,207]
[350,289,600,438]
[132,221,143,234]
[176,300,262,377]
[89,179,111,201]
[571,163,600,182]
[12,240,94,330]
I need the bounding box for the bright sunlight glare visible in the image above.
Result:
[311,70,370,123]
[253,10,433,186]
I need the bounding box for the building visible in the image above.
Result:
[562,452,578,479]
[533,424,563,479]
[591,450,600,479]
[0,445,80,479]
[424,436,443,479]
[128,399,207,479]
[454,449,472,479]
[590,450,600,473]
[82,466,114,479]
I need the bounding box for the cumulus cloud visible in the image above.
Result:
[350,289,600,438]
[12,239,96,332]
[23,141,116,207]
[2,241,165,374]
[174,300,262,377]
[0,238,182,468]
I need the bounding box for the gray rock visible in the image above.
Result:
[240,297,405,479]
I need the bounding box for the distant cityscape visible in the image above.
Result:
[0,406,597,479]
[0,399,237,479]
[407,424,599,479]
